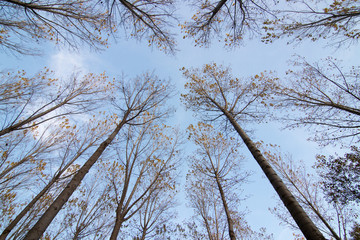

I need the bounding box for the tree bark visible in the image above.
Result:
[139,226,147,240]
[222,109,326,240]
[0,145,91,240]
[109,209,125,240]
[215,175,236,240]
[23,111,129,240]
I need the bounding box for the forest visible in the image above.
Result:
[0,0,359,239]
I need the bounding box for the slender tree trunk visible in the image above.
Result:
[24,111,129,240]
[1,175,59,240]
[311,204,340,240]
[0,145,90,240]
[109,169,131,240]
[215,175,236,240]
[201,213,214,240]
[222,109,326,240]
[72,230,80,240]
[109,209,125,240]
[139,225,147,240]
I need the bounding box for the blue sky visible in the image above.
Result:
[1,9,359,239]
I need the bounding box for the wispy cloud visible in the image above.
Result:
[49,50,89,77]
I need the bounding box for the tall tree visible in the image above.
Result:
[273,57,360,144]
[187,122,251,240]
[263,146,357,240]
[181,63,326,240]
[0,0,109,54]
[0,117,109,240]
[0,127,60,239]
[0,0,177,54]
[182,0,274,47]
[23,72,174,239]
[187,179,233,240]
[262,0,360,46]
[0,69,110,137]
[108,121,180,240]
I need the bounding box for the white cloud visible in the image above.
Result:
[49,50,89,77]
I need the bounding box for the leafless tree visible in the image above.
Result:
[0,118,110,240]
[273,57,360,145]
[107,121,180,240]
[264,146,357,239]
[186,122,251,240]
[181,62,326,240]
[0,69,110,137]
[0,0,109,54]
[262,0,360,47]
[182,0,275,47]
[23,72,174,239]
[0,0,178,54]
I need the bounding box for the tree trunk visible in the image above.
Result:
[215,175,236,240]
[0,145,90,240]
[222,109,326,240]
[201,213,214,240]
[109,209,125,240]
[139,228,147,240]
[23,112,129,240]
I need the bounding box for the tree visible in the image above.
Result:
[0,126,59,193]
[182,0,274,47]
[48,169,114,240]
[107,121,180,240]
[262,0,360,46]
[23,72,174,239]
[0,127,60,239]
[0,69,110,137]
[134,186,177,240]
[0,0,109,54]
[106,0,177,53]
[0,0,177,54]
[263,145,357,240]
[316,146,360,204]
[187,122,251,240]
[0,72,110,237]
[187,179,234,240]
[181,62,326,240]
[0,117,110,240]
[273,57,360,144]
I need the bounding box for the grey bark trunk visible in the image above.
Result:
[215,176,236,240]
[23,112,129,240]
[222,110,325,240]
[0,146,90,240]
